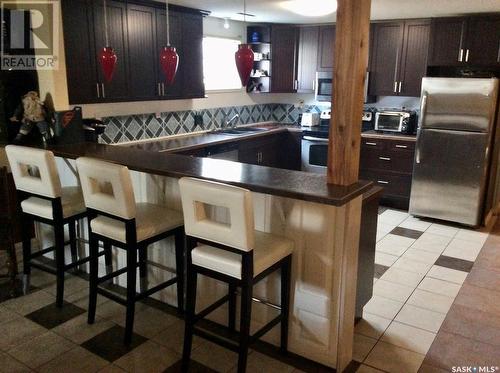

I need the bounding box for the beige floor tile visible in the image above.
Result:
[376,234,415,256]
[411,233,452,254]
[355,312,392,339]
[406,289,454,314]
[353,333,377,362]
[426,223,459,238]
[380,321,436,355]
[399,216,432,231]
[191,340,238,372]
[379,210,409,226]
[373,280,415,303]
[97,365,127,373]
[0,351,32,373]
[392,257,433,275]
[418,277,461,298]
[65,288,109,310]
[0,317,46,351]
[356,365,385,373]
[442,238,483,262]
[44,276,89,297]
[455,229,489,244]
[2,290,54,316]
[379,267,425,288]
[235,351,295,373]
[0,306,21,325]
[152,319,204,355]
[365,341,425,373]
[7,331,75,369]
[29,269,56,288]
[401,249,440,264]
[52,313,116,344]
[113,306,178,339]
[427,265,468,285]
[395,304,446,333]
[114,340,179,372]
[363,295,404,320]
[37,346,108,373]
[374,252,399,266]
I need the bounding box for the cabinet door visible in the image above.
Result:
[398,20,430,97]
[126,4,157,101]
[180,13,204,98]
[297,26,319,93]
[466,16,500,66]
[317,26,335,72]
[271,26,298,93]
[428,17,467,66]
[369,22,404,96]
[62,0,98,104]
[93,0,129,101]
[156,9,183,98]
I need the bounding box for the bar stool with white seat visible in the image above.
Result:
[76,157,185,345]
[5,145,104,307]
[178,177,293,373]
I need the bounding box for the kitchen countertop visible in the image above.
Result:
[46,141,372,207]
[361,130,417,141]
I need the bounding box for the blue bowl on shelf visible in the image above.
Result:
[251,31,261,43]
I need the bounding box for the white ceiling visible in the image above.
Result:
[161,0,500,24]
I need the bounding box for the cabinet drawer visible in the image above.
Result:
[361,139,386,151]
[386,140,415,153]
[360,170,412,197]
[361,149,414,174]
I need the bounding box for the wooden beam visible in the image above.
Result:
[327,0,371,185]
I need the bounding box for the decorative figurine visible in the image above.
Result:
[9,91,53,145]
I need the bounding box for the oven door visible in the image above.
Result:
[375,112,404,132]
[301,136,329,173]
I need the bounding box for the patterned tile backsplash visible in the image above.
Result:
[99,103,328,144]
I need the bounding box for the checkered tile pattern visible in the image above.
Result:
[99,104,328,144]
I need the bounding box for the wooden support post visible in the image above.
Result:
[327,0,371,186]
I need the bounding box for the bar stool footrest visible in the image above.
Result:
[135,276,178,301]
[193,326,240,352]
[250,315,283,343]
[194,294,231,323]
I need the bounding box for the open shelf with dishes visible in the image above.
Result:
[246,25,272,93]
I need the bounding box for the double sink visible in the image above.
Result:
[212,127,270,136]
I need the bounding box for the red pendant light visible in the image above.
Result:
[160,0,179,86]
[235,44,254,86]
[98,0,117,82]
[235,0,254,87]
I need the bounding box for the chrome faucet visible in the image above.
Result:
[225,114,239,128]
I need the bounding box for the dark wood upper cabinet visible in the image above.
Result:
[317,26,336,72]
[369,22,404,96]
[179,13,204,98]
[428,17,467,66]
[271,25,298,93]
[369,20,429,97]
[297,26,319,93]
[398,20,430,97]
[428,15,500,66]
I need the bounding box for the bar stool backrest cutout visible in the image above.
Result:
[76,157,136,220]
[5,145,61,198]
[179,177,254,251]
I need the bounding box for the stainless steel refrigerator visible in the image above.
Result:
[409,77,499,226]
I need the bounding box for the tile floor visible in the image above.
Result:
[0,207,498,373]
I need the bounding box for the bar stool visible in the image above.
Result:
[178,177,293,373]
[5,145,100,307]
[76,157,185,344]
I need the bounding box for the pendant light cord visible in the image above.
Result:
[166,0,170,46]
[243,0,246,25]
[103,0,109,46]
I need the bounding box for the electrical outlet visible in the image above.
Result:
[295,99,305,109]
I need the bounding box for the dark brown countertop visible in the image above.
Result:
[361,130,417,142]
[46,142,372,207]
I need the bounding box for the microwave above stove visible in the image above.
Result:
[315,71,375,103]
[374,110,417,134]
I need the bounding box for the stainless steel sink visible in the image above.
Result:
[213,127,269,136]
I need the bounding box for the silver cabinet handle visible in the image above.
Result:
[465,49,470,62]
[101,83,105,98]
[458,48,464,62]
[294,80,298,91]
[395,144,408,149]
[398,81,402,93]
[393,81,398,93]
[379,156,391,161]
[365,142,377,146]
[158,83,161,96]
[162,83,165,96]
[96,83,100,98]
[312,79,315,91]
[377,180,390,184]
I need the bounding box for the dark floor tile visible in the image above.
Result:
[374,264,390,279]
[81,324,147,362]
[466,266,500,292]
[424,331,500,370]
[434,255,474,273]
[344,360,361,373]
[26,301,85,329]
[390,226,424,239]
[441,304,500,347]
[163,359,218,373]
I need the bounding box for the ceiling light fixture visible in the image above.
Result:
[234,0,254,87]
[280,0,337,17]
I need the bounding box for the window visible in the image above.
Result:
[203,37,242,91]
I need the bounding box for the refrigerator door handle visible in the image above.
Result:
[418,93,428,130]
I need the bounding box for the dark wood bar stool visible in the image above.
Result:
[178,177,294,373]
[5,145,100,307]
[76,157,185,345]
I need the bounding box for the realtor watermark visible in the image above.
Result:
[452,367,499,373]
[1,0,59,70]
